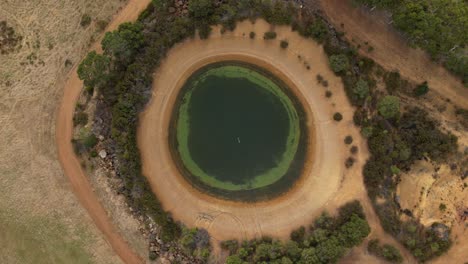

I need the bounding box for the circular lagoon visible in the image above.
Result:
[170,62,308,201]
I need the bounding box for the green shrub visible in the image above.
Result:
[249,31,256,39]
[80,14,92,27]
[368,239,403,263]
[263,31,277,40]
[73,112,88,126]
[353,79,369,99]
[96,20,109,32]
[329,54,349,73]
[377,96,400,119]
[280,40,289,49]
[82,133,97,149]
[344,135,353,144]
[333,112,343,121]
[413,81,429,97]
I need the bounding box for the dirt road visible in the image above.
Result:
[320,0,468,109]
[55,0,151,263]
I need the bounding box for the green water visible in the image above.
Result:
[171,62,307,200]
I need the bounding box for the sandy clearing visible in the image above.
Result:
[138,19,375,245]
[55,0,151,263]
[320,0,468,109]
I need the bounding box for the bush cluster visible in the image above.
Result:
[224,201,370,264]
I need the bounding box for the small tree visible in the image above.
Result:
[306,19,329,43]
[101,22,144,62]
[377,96,400,119]
[333,112,343,121]
[77,51,110,89]
[329,54,349,73]
[354,79,369,99]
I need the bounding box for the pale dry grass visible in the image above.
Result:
[0,0,128,263]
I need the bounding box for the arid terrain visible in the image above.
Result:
[1,0,466,263]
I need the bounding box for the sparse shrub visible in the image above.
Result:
[263,31,277,40]
[413,81,429,97]
[97,20,109,32]
[368,239,403,263]
[80,14,92,28]
[350,145,358,154]
[82,133,97,149]
[325,90,332,98]
[249,31,256,39]
[439,203,446,211]
[280,40,289,49]
[344,135,353,144]
[149,251,158,261]
[316,74,324,83]
[333,112,343,121]
[345,157,355,168]
[73,112,88,126]
[65,59,73,67]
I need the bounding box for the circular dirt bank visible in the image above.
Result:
[138,20,350,241]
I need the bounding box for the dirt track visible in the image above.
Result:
[55,0,150,263]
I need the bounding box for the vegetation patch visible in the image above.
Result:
[223,201,370,264]
[354,0,468,86]
[0,21,22,54]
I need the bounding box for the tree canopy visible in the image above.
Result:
[329,54,349,73]
[77,51,110,89]
[377,95,400,119]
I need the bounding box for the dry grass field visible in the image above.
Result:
[0,0,128,263]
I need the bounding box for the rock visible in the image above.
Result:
[98,135,104,141]
[182,9,189,15]
[169,7,176,13]
[178,1,183,6]
[99,150,107,159]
